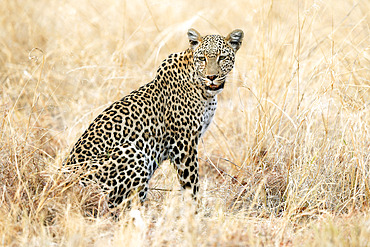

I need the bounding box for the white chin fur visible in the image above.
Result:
[206,88,223,96]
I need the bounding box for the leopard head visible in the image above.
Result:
[187,28,244,95]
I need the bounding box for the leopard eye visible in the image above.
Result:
[198,56,206,62]
[218,55,227,61]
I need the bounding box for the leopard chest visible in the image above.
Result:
[200,96,217,137]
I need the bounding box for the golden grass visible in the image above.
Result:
[1,0,369,245]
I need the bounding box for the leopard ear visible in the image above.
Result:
[226,29,244,52]
[187,28,202,50]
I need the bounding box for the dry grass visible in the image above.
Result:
[1,0,369,246]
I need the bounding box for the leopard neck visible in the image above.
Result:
[154,48,213,100]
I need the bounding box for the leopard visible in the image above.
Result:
[64,28,244,208]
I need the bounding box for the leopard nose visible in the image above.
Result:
[206,75,218,81]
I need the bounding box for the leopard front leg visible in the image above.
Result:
[172,143,200,200]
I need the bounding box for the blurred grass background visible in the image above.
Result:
[1,0,369,246]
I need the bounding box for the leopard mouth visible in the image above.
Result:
[205,81,225,91]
